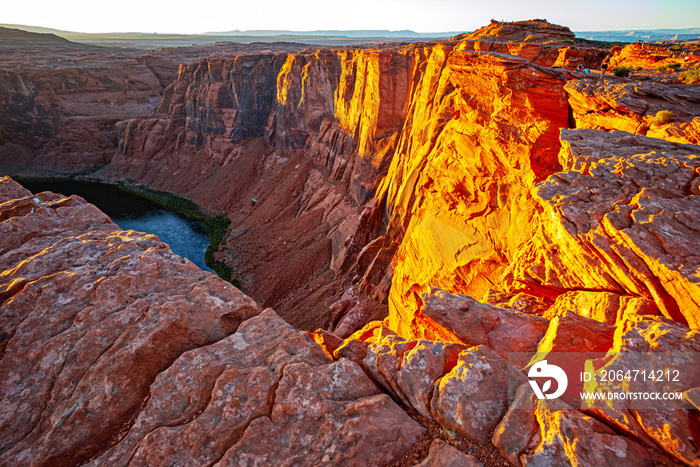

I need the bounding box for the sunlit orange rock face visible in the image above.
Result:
[565,78,700,144]
[508,129,700,328]
[375,45,569,337]
[565,42,700,145]
[580,314,700,465]
[450,20,607,69]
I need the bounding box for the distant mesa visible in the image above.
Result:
[0,26,78,47]
[453,19,576,43]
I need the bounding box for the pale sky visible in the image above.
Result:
[3,0,699,34]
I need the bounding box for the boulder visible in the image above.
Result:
[494,383,661,466]
[421,288,549,368]
[363,335,418,407]
[536,311,616,354]
[430,345,526,442]
[397,340,466,418]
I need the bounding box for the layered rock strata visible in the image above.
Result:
[2,20,700,465]
[508,129,700,329]
[0,26,307,176]
[103,28,613,333]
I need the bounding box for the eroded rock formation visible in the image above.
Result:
[0,177,424,466]
[1,18,700,466]
[456,19,576,43]
[54,21,612,331]
[508,129,700,328]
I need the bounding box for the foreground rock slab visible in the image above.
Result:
[0,177,424,466]
[430,346,524,442]
[93,310,424,467]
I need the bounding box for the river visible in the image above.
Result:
[18,180,213,273]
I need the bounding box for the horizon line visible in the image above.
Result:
[2,22,699,37]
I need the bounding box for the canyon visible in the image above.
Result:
[1,19,700,466]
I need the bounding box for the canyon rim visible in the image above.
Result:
[1,15,700,467]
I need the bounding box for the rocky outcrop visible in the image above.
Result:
[326,293,695,465]
[508,129,700,328]
[368,45,570,336]
[90,310,424,467]
[457,19,576,43]
[0,177,257,464]
[0,176,426,466]
[582,314,700,465]
[325,323,524,444]
[565,77,700,144]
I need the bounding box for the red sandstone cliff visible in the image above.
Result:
[1,20,700,466]
[0,27,307,176]
[97,25,616,329]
